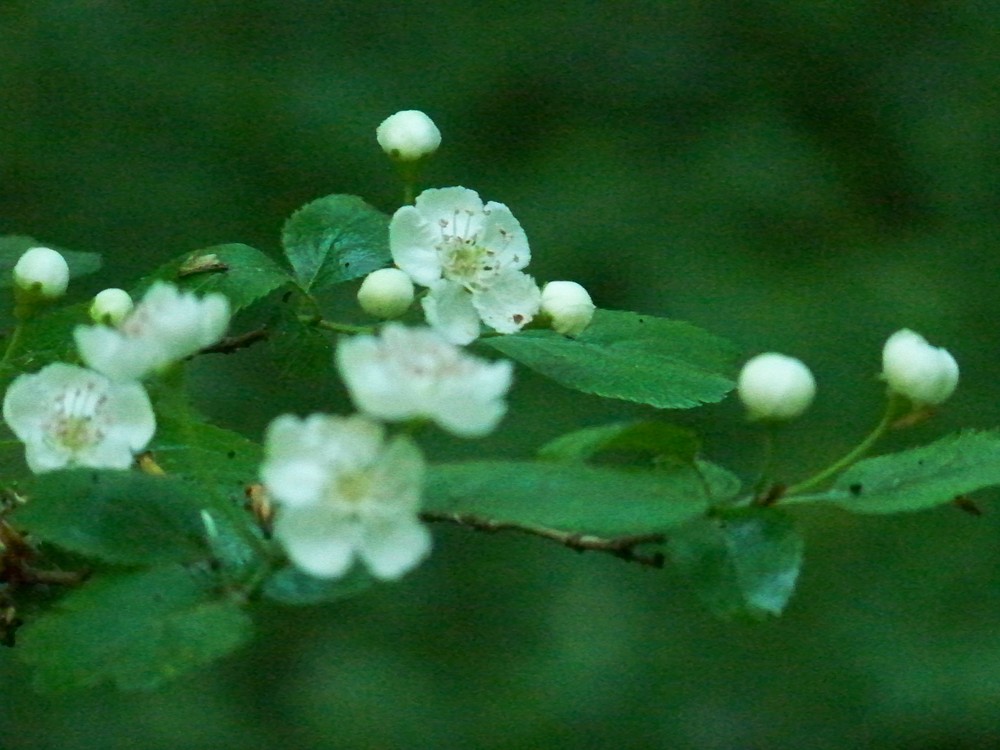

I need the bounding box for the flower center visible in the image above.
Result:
[333,470,374,507]
[46,384,106,454]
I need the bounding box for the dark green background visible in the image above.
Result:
[3,2,1000,748]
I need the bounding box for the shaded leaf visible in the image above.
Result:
[425,461,710,536]
[15,470,208,566]
[668,508,803,620]
[262,564,373,606]
[538,420,700,465]
[281,194,391,292]
[18,565,252,691]
[482,310,738,409]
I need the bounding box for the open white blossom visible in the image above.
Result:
[336,323,513,438]
[2,363,156,473]
[13,246,70,299]
[882,329,959,406]
[74,281,230,381]
[261,413,430,580]
[738,352,816,421]
[376,110,441,161]
[390,186,541,344]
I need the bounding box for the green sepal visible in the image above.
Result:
[17,565,252,691]
[281,194,391,292]
[482,310,738,409]
[668,507,804,620]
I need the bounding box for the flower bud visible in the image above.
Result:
[89,288,134,325]
[540,281,596,336]
[376,110,441,161]
[357,268,415,319]
[13,246,69,299]
[881,329,958,406]
[738,353,816,421]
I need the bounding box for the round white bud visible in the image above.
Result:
[881,329,958,406]
[376,110,441,161]
[738,353,816,421]
[13,246,70,299]
[357,268,415,319]
[540,281,596,336]
[89,288,134,325]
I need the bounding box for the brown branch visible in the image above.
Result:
[198,325,270,355]
[420,511,666,568]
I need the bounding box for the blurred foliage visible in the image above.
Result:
[2,0,999,747]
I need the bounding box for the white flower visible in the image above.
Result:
[74,281,230,381]
[2,363,155,473]
[390,187,541,344]
[89,288,134,325]
[881,329,959,406]
[13,246,70,299]
[357,268,414,319]
[336,323,513,438]
[540,281,596,336]
[376,110,441,161]
[261,413,430,580]
[738,353,816,421]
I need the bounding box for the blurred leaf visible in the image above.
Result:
[794,431,1000,514]
[668,508,803,620]
[15,470,208,566]
[281,194,391,292]
[0,235,101,285]
[262,564,374,606]
[18,565,252,691]
[538,420,700,464]
[482,310,738,409]
[425,461,710,536]
[265,304,336,384]
[0,302,88,379]
[136,243,291,314]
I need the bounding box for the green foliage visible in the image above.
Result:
[0,235,101,285]
[482,310,738,409]
[265,305,337,383]
[15,470,209,566]
[0,302,88,377]
[137,243,292,315]
[668,508,804,620]
[794,431,1000,514]
[281,194,391,292]
[538,420,700,464]
[425,461,711,536]
[17,565,252,691]
[262,564,374,606]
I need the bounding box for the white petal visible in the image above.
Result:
[358,520,432,580]
[480,202,530,270]
[261,457,330,507]
[422,281,482,344]
[274,507,360,579]
[102,381,157,451]
[471,271,541,334]
[336,335,421,422]
[368,435,425,515]
[390,206,444,287]
[413,187,485,236]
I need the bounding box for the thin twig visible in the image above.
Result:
[198,325,270,355]
[420,511,666,568]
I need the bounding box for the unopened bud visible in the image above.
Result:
[13,246,69,299]
[89,288,134,325]
[881,329,958,406]
[540,281,595,336]
[357,268,415,319]
[376,110,441,161]
[738,353,816,421]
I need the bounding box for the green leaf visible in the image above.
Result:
[265,305,336,383]
[136,243,291,314]
[0,302,88,378]
[668,508,804,620]
[262,564,374,606]
[281,194,391,292]
[18,565,252,691]
[15,470,209,566]
[481,310,738,409]
[425,461,710,536]
[797,430,1000,514]
[0,235,101,285]
[538,420,700,465]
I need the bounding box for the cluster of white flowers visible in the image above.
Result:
[3,247,231,473]
[737,329,959,422]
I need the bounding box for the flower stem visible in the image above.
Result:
[300,316,375,335]
[785,392,904,496]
